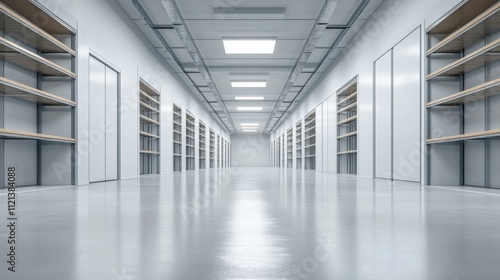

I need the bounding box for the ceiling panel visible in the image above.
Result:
[328,0,363,25]
[171,48,195,64]
[140,0,173,25]
[158,29,185,48]
[133,19,164,48]
[317,29,343,48]
[307,48,329,64]
[187,73,208,86]
[176,0,324,20]
[294,73,313,87]
[185,20,315,40]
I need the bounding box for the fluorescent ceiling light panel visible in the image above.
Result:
[231,81,267,88]
[241,123,259,126]
[243,130,258,132]
[235,96,265,100]
[223,39,276,54]
[237,107,263,111]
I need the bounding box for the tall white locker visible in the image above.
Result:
[89,56,118,183]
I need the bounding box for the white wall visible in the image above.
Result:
[273,0,462,180]
[53,0,229,184]
[231,134,270,167]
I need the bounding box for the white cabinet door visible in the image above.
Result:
[89,56,107,183]
[375,50,393,180]
[393,28,421,183]
[89,56,119,183]
[105,67,118,181]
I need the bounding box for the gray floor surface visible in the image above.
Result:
[1,167,500,280]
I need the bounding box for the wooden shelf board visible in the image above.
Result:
[305,135,315,141]
[0,76,74,106]
[427,0,498,35]
[427,38,500,80]
[337,102,357,114]
[337,115,358,126]
[337,150,358,155]
[428,2,500,55]
[337,92,357,106]
[427,129,500,144]
[173,140,182,145]
[304,155,316,158]
[0,37,75,77]
[173,154,182,157]
[140,131,160,139]
[337,80,357,96]
[140,115,160,125]
[304,126,316,134]
[140,150,160,155]
[140,90,160,105]
[0,128,75,143]
[305,144,316,148]
[427,78,500,107]
[140,101,160,113]
[337,131,358,139]
[2,0,74,34]
[0,2,75,55]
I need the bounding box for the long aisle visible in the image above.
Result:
[1,168,500,279]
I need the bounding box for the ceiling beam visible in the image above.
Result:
[128,0,231,133]
[269,0,370,132]
[160,0,236,134]
[264,0,341,133]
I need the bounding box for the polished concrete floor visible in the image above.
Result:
[1,167,500,279]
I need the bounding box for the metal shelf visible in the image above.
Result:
[0,76,75,106]
[0,37,75,77]
[0,128,75,143]
[0,2,75,55]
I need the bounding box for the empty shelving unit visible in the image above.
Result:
[217,134,221,167]
[277,136,281,168]
[337,78,358,174]
[139,80,160,174]
[173,104,182,172]
[296,121,303,169]
[209,129,215,168]
[0,1,77,187]
[199,121,206,169]
[186,112,195,170]
[304,110,316,170]
[426,0,500,187]
[287,127,293,168]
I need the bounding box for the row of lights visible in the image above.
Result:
[223,39,277,127]
[241,123,259,133]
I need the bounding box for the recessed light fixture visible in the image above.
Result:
[231,81,267,88]
[237,107,263,111]
[235,96,265,100]
[239,126,258,129]
[223,39,276,54]
[243,130,258,132]
[241,123,259,126]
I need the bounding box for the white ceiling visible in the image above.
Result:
[116,0,384,134]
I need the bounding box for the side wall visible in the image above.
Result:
[56,0,229,184]
[272,0,462,180]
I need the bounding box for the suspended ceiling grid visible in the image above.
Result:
[116,0,384,134]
